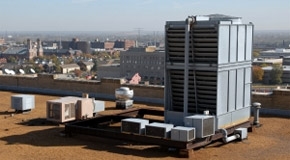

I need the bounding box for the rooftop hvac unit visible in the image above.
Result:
[11,95,35,111]
[46,98,77,123]
[184,115,215,138]
[171,126,196,142]
[75,98,94,120]
[164,14,254,128]
[145,122,174,138]
[121,118,149,135]
[47,96,105,123]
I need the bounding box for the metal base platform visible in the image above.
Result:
[116,100,133,109]
[65,108,253,157]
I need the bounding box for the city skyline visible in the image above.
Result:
[0,0,289,32]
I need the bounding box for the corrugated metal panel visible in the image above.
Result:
[246,25,253,61]
[229,25,238,62]
[228,70,237,112]
[244,84,251,107]
[245,67,251,84]
[217,71,228,115]
[236,68,245,109]
[237,25,246,61]
[218,25,230,64]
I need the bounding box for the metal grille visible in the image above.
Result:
[146,126,166,138]
[166,26,187,62]
[188,129,195,141]
[166,23,218,115]
[192,25,218,63]
[121,121,141,134]
[202,117,215,137]
[64,103,75,120]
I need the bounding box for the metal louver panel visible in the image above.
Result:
[166,21,218,115]
[192,26,218,64]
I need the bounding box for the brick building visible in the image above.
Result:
[120,47,165,85]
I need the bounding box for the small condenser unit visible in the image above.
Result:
[145,122,174,138]
[11,94,35,111]
[171,126,196,142]
[184,115,215,138]
[121,118,149,135]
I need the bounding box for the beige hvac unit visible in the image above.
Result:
[75,98,94,120]
[46,98,77,123]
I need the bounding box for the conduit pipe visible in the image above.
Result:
[220,128,241,143]
[183,17,193,119]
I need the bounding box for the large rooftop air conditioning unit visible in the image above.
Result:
[11,94,35,111]
[164,14,254,130]
[145,122,174,138]
[121,118,149,135]
[46,96,104,123]
[46,98,76,123]
[171,126,196,142]
[184,115,215,138]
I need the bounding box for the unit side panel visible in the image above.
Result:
[228,70,237,112]
[244,67,251,107]
[229,25,238,63]
[245,67,251,84]
[218,25,230,64]
[217,71,228,115]
[232,107,251,125]
[245,25,253,61]
[236,68,244,109]
[216,112,232,129]
[237,25,246,61]
[244,84,251,107]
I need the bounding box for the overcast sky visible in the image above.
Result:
[0,0,289,32]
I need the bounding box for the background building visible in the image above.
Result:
[120,47,165,85]
[62,38,91,54]
[260,48,290,58]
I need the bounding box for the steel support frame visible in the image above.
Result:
[65,108,252,153]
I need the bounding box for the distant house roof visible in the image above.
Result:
[43,49,69,54]
[60,63,80,69]
[3,47,27,55]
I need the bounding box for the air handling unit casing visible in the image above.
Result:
[121,118,149,135]
[164,14,254,130]
[145,122,174,138]
[184,115,215,138]
[11,94,35,111]
[171,126,196,142]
